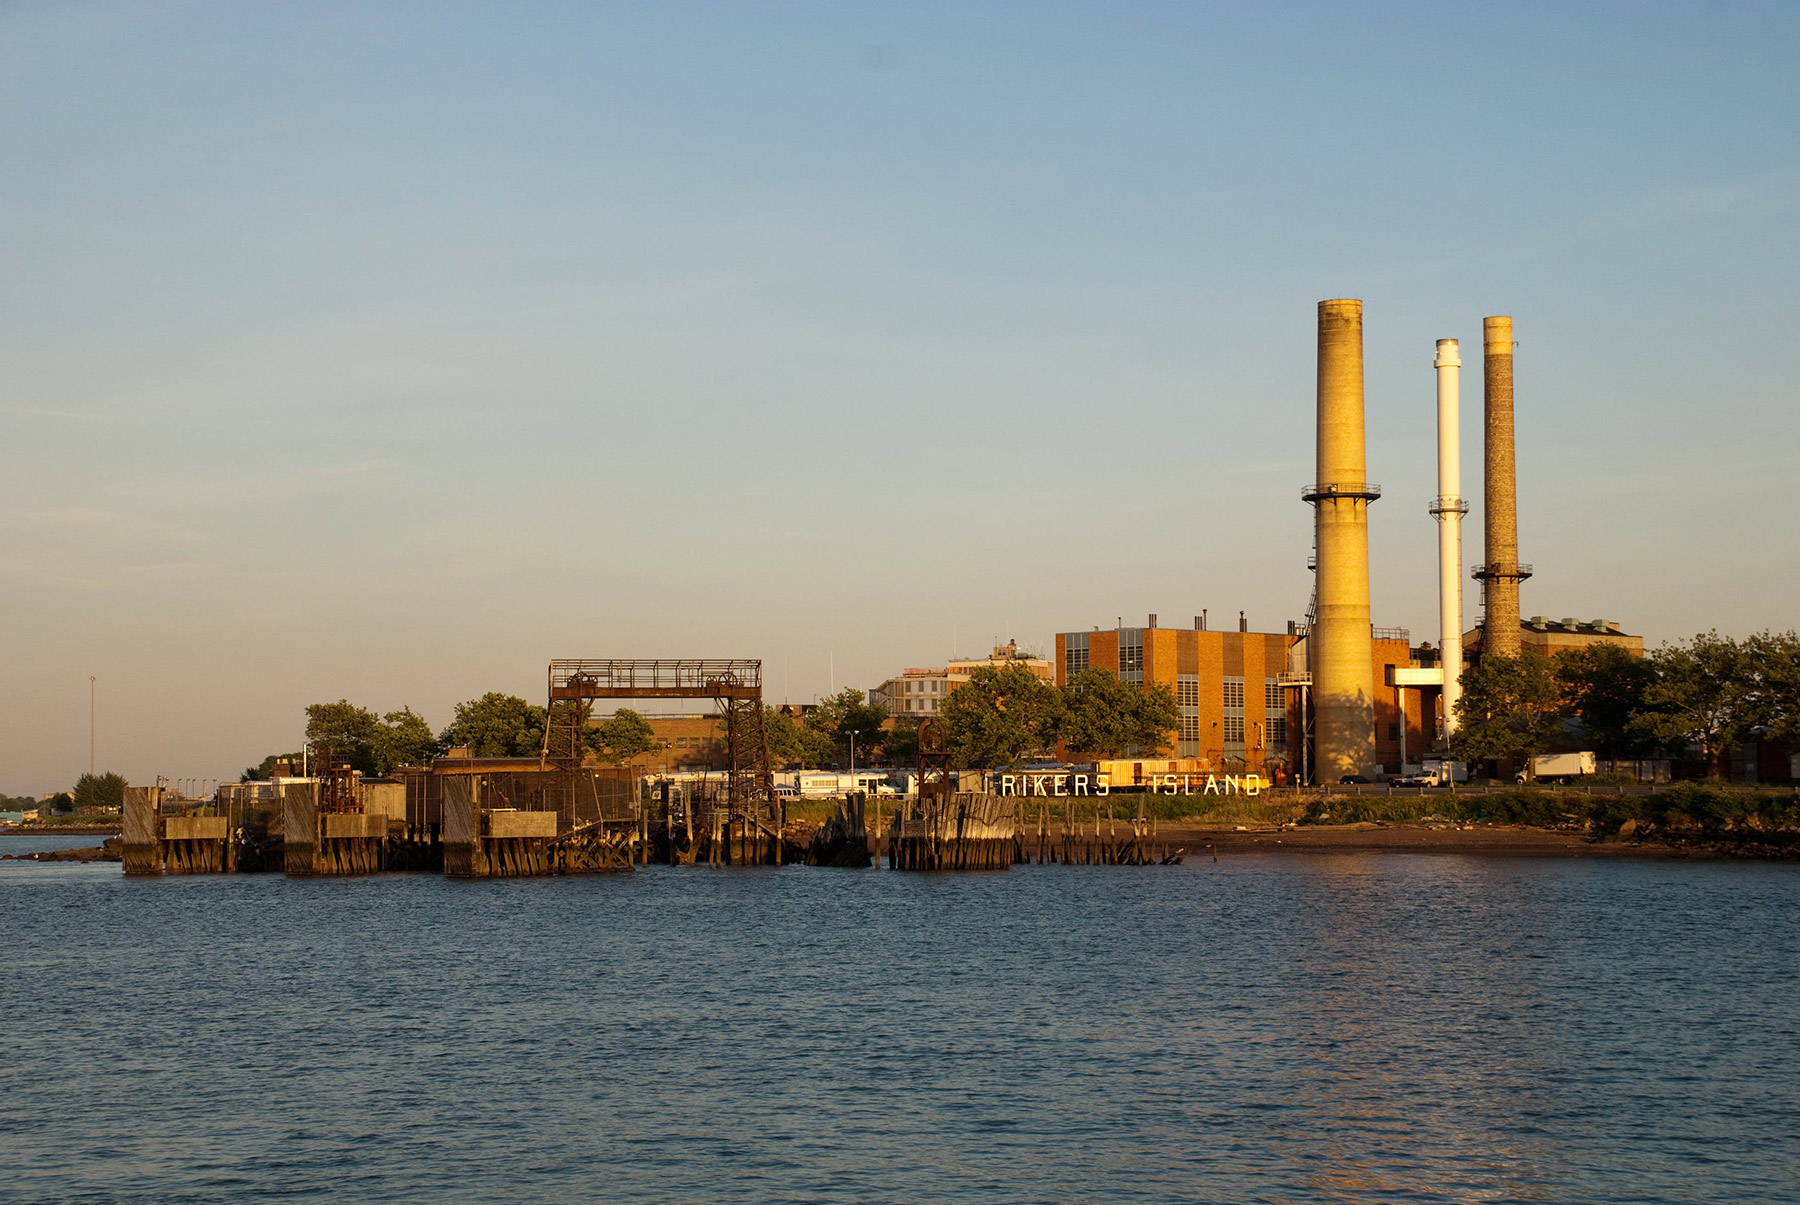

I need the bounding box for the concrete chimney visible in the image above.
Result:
[1475,316,1530,658]
[1306,299,1379,780]
[1431,339,1469,742]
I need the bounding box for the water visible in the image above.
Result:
[2,855,1796,1203]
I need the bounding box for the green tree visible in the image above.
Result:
[72,771,128,811]
[439,693,547,758]
[1056,669,1180,758]
[940,662,1064,769]
[376,707,439,771]
[45,792,75,814]
[764,707,835,768]
[881,716,920,764]
[305,700,385,772]
[807,688,889,767]
[1642,632,1761,778]
[1749,630,1800,753]
[1555,644,1661,761]
[1450,651,1567,774]
[593,708,659,763]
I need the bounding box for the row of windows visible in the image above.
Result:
[1118,629,1144,683]
[1066,647,1089,674]
[1223,678,1245,710]
[904,679,942,693]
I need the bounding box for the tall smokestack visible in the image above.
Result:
[1432,339,1468,742]
[1307,299,1378,781]
[1476,316,1530,657]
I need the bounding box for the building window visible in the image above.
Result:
[1223,675,1245,754]
[1388,722,1401,741]
[1065,632,1089,677]
[1118,629,1143,683]
[1177,674,1201,750]
[1267,717,1287,746]
[1265,680,1283,710]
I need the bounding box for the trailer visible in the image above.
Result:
[1523,751,1598,783]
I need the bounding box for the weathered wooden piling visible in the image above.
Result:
[887,792,1016,871]
[806,792,872,867]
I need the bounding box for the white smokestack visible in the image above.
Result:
[1431,338,1468,743]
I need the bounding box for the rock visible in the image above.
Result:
[1618,818,1638,838]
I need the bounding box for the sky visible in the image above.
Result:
[2,1,1797,794]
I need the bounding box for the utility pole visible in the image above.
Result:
[89,676,96,777]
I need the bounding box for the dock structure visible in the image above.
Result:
[281,769,390,876]
[440,761,639,878]
[122,784,234,875]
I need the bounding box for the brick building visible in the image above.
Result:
[1056,617,1428,781]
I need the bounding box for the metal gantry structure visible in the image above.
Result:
[546,658,779,835]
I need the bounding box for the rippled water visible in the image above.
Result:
[2,853,1797,1203]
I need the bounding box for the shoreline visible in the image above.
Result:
[1153,822,1795,859]
[1,824,121,836]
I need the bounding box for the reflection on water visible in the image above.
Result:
[1,856,1795,1202]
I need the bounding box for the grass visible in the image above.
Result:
[1299,783,1800,835]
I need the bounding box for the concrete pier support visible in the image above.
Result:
[1307,299,1379,781]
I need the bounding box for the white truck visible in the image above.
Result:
[1393,760,1467,787]
[1521,752,1598,783]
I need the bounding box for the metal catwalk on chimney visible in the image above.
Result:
[1303,299,1379,781]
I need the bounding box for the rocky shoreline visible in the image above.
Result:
[2,837,124,863]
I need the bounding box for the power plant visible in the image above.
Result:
[1305,299,1380,780]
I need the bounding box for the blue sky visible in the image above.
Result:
[3,2,1797,792]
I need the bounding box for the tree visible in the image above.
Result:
[241,752,300,782]
[72,771,127,811]
[764,707,836,769]
[1555,644,1661,762]
[1748,630,1800,753]
[305,700,385,772]
[1056,669,1181,758]
[45,792,75,814]
[807,688,889,767]
[593,708,658,763]
[439,693,547,758]
[376,707,439,771]
[881,716,920,765]
[940,662,1064,769]
[1642,632,1761,778]
[1450,651,1567,774]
